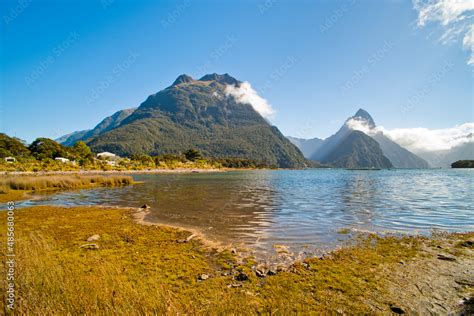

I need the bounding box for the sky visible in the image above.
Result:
[0,0,473,144]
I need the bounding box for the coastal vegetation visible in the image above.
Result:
[451,160,474,168]
[0,175,133,202]
[1,205,472,314]
[0,133,269,172]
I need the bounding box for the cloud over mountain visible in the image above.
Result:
[225,82,275,119]
[346,118,474,153]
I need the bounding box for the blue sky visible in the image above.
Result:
[0,0,472,143]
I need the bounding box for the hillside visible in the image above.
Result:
[86,74,307,168]
[57,108,136,146]
[287,136,323,158]
[372,133,429,168]
[320,130,393,168]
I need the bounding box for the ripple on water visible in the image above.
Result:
[17,169,474,261]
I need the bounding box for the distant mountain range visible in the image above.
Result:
[415,141,474,168]
[286,137,323,158]
[57,74,471,170]
[58,73,306,168]
[289,109,430,169]
[56,108,136,146]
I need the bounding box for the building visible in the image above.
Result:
[4,157,16,163]
[55,157,70,163]
[97,152,118,160]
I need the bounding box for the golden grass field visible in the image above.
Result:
[0,175,133,202]
[1,204,472,314]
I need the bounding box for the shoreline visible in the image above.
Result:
[1,205,472,314]
[130,206,232,253]
[0,168,229,176]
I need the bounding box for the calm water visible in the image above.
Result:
[18,169,474,260]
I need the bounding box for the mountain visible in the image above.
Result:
[57,108,136,146]
[321,130,393,168]
[372,133,429,168]
[86,74,307,168]
[308,109,429,168]
[416,141,474,168]
[56,130,90,146]
[287,136,323,158]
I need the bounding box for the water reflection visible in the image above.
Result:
[18,169,474,260]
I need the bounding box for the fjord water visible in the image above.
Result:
[21,169,473,259]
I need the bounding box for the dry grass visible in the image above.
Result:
[0,175,133,202]
[1,206,465,314]
[0,175,133,191]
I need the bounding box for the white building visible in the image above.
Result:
[55,157,70,163]
[4,157,16,163]
[97,152,118,160]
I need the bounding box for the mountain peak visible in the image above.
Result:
[172,74,194,86]
[352,108,376,128]
[199,73,239,85]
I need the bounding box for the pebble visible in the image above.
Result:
[198,274,210,281]
[86,234,100,242]
[79,243,99,250]
[390,305,405,314]
[437,254,456,261]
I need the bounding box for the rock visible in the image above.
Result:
[267,268,277,276]
[227,283,242,288]
[186,234,197,242]
[140,204,150,209]
[198,274,210,281]
[437,254,456,261]
[235,272,249,281]
[390,305,405,314]
[455,278,474,286]
[176,239,186,243]
[79,243,99,250]
[459,240,473,248]
[86,234,100,242]
[255,269,266,278]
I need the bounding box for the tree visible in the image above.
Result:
[184,149,203,162]
[73,141,92,159]
[73,141,93,165]
[0,133,31,158]
[29,138,68,160]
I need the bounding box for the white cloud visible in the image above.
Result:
[224,81,275,119]
[413,0,474,65]
[463,25,474,64]
[346,118,474,152]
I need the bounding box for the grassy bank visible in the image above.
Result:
[0,175,133,202]
[1,206,472,314]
